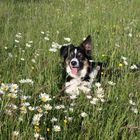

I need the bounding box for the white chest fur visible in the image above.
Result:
[65,69,98,95]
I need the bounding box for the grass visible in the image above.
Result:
[0,0,140,139]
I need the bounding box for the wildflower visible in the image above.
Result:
[81,112,88,117]
[70,103,76,106]
[118,63,123,67]
[86,95,92,99]
[130,64,138,70]
[67,117,73,121]
[21,102,30,107]
[8,103,18,110]
[41,31,45,34]
[19,79,33,85]
[18,117,23,122]
[49,48,57,52]
[90,98,98,105]
[39,93,51,102]
[26,43,32,48]
[100,98,105,102]
[53,125,61,132]
[95,82,101,88]
[123,60,128,66]
[32,113,43,125]
[10,83,18,93]
[108,81,116,86]
[34,126,40,132]
[20,58,25,61]
[131,107,138,114]
[0,89,4,94]
[46,128,50,132]
[28,106,35,111]
[115,43,120,48]
[34,133,40,138]
[44,37,49,40]
[69,108,74,112]
[15,39,20,43]
[10,93,18,98]
[97,107,102,111]
[36,107,43,113]
[83,37,86,40]
[57,30,59,34]
[15,34,22,38]
[20,106,27,114]
[129,100,136,105]
[64,119,68,124]
[55,105,61,110]
[40,136,45,140]
[70,95,77,99]
[1,83,9,91]
[52,42,61,49]
[43,104,52,111]
[121,56,127,61]
[8,53,13,58]
[96,87,104,94]
[5,109,12,115]
[31,59,36,63]
[97,93,104,99]
[64,37,71,42]
[60,105,65,109]
[20,96,28,101]
[28,41,33,43]
[51,117,57,122]
[12,131,19,137]
[128,33,132,37]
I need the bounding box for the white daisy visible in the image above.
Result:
[90,98,98,105]
[53,125,61,132]
[81,112,88,117]
[64,37,71,42]
[129,100,136,105]
[43,104,52,111]
[95,82,101,88]
[49,48,57,52]
[51,117,57,122]
[32,113,43,125]
[39,93,51,102]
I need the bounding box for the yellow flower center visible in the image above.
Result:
[64,119,68,124]
[119,63,123,67]
[46,128,50,132]
[41,97,46,102]
[34,126,40,132]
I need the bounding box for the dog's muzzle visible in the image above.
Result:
[70,58,79,75]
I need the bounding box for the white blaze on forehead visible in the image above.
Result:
[74,49,77,56]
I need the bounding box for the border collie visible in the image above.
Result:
[60,35,102,95]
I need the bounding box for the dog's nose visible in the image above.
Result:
[71,61,77,66]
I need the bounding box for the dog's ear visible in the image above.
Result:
[60,44,72,59]
[80,35,92,57]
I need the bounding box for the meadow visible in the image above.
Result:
[0,0,140,139]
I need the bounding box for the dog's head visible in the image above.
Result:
[60,35,93,78]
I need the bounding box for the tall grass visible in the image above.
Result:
[0,0,140,139]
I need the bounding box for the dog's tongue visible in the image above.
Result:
[71,68,78,75]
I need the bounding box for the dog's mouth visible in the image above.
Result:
[70,66,79,75]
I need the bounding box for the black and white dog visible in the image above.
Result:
[60,35,102,95]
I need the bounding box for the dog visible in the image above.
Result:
[60,35,102,95]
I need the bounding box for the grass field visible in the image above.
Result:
[0,0,140,139]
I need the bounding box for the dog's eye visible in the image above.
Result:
[77,53,83,59]
[69,52,74,57]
